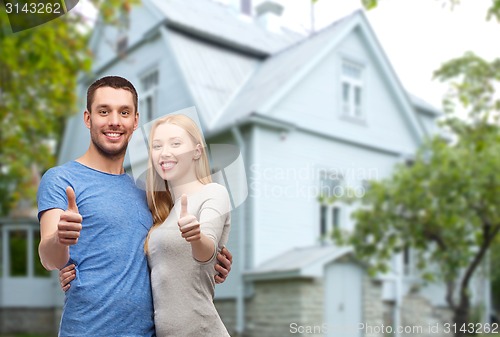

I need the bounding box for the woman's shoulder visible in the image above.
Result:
[201,183,230,202]
[202,182,228,193]
[199,183,230,214]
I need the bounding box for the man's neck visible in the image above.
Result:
[77,148,125,175]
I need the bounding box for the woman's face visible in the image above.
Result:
[151,123,200,184]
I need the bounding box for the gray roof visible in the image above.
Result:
[150,0,303,56]
[144,1,439,136]
[244,245,355,281]
[166,29,260,125]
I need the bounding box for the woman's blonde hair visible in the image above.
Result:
[144,114,212,254]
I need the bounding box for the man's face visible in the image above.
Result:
[84,87,138,159]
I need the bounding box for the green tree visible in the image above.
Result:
[0,0,137,216]
[329,52,500,337]
[310,0,500,333]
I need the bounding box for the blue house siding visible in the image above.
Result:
[250,124,402,267]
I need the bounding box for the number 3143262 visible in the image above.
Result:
[443,323,498,334]
[5,2,62,14]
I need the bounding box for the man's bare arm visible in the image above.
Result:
[39,187,82,270]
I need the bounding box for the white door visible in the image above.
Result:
[324,262,363,337]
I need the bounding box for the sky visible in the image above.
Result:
[77,0,500,113]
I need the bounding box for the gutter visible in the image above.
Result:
[210,114,406,157]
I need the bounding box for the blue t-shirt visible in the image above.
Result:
[37,161,155,337]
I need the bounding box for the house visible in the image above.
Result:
[3,0,490,335]
[0,185,62,335]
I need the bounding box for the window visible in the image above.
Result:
[139,70,159,124]
[332,206,340,230]
[320,205,327,236]
[319,204,342,238]
[9,230,27,276]
[1,228,51,278]
[403,245,414,276]
[319,170,344,240]
[341,61,364,119]
[319,170,345,199]
[143,96,154,121]
[141,70,159,92]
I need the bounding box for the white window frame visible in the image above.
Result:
[403,245,417,277]
[319,170,345,241]
[320,204,342,234]
[139,69,159,125]
[2,225,50,278]
[341,60,365,120]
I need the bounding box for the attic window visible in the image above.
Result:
[341,61,364,119]
[141,70,159,91]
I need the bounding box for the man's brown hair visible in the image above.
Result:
[87,76,138,113]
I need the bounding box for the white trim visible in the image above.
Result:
[138,68,160,124]
[340,59,366,121]
[139,88,157,124]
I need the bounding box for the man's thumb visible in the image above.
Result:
[180,194,188,218]
[66,186,79,213]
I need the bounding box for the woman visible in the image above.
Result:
[145,114,231,336]
[60,114,232,336]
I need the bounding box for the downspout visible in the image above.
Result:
[231,126,246,335]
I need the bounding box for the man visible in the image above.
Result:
[38,76,232,336]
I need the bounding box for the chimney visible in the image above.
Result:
[227,0,252,16]
[241,0,252,15]
[255,0,284,33]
